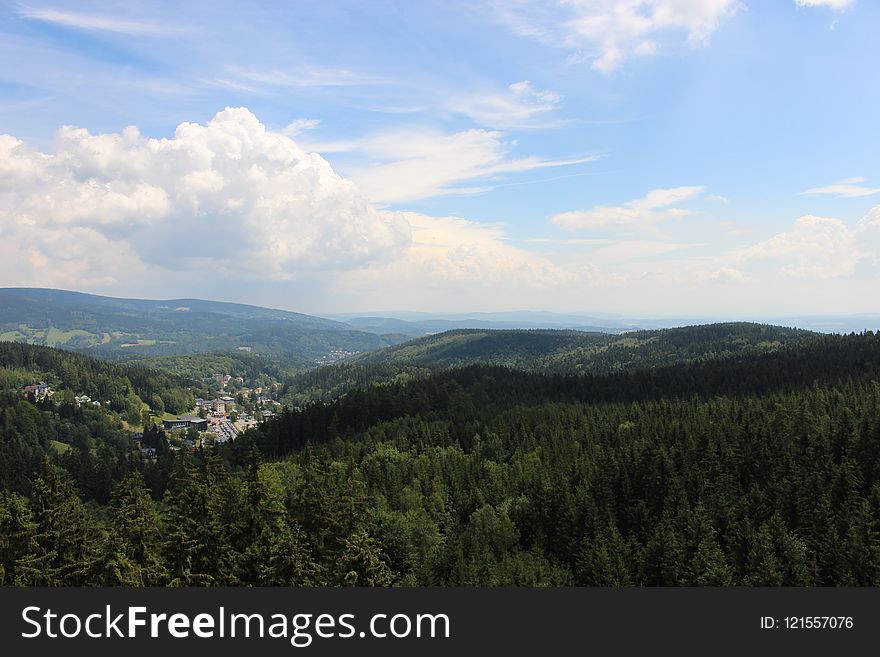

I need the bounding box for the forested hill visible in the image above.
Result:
[1,331,879,586]
[282,322,816,405]
[355,323,813,372]
[0,342,196,499]
[0,341,194,416]
[228,330,880,586]
[0,287,406,365]
[256,330,878,458]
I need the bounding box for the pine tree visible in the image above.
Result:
[30,461,101,585]
[336,530,393,586]
[687,506,733,586]
[0,490,43,585]
[106,471,166,585]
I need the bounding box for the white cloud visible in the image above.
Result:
[587,239,701,262]
[550,185,706,229]
[794,0,855,10]
[491,0,741,73]
[856,204,880,265]
[282,118,321,137]
[734,214,862,278]
[451,80,562,129]
[212,66,380,91]
[524,237,613,245]
[330,212,619,310]
[310,128,596,204]
[801,177,880,198]
[708,267,753,283]
[390,213,573,285]
[17,7,187,36]
[858,204,880,231]
[0,108,411,287]
[0,108,611,308]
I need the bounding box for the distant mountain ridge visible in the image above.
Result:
[326,310,880,336]
[0,288,407,365]
[323,310,627,337]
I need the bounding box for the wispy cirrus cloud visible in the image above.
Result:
[17,6,189,36]
[306,128,597,204]
[450,80,563,129]
[794,0,855,10]
[281,118,321,137]
[801,177,880,198]
[209,65,382,93]
[550,185,707,229]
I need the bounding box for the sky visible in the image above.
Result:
[0,0,878,317]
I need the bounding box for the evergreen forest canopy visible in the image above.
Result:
[0,324,879,586]
[281,322,815,405]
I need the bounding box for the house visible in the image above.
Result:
[162,415,208,432]
[24,382,53,400]
[74,394,101,407]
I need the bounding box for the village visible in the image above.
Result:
[158,370,283,451]
[22,368,284,459]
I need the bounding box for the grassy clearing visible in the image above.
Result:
[50,439,71,455]
[120,339,158,348]
[45,327,99,347]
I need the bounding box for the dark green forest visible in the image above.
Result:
[2,329,880,586]
[282,322,815,405]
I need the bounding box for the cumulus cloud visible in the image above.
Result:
[309,128,595,204]
[0,107,611,308]
[0,108,411,284]
[734,214,862,279]
[855,204,880,264]
[858,204,880,231]
[330,211,618,310]
[550,185,706,229]
[377,212,575,285]
[450,80,562,129]
[491,0,741,73]
[801,177,880,198]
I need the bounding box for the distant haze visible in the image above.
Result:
[325,311,880,336]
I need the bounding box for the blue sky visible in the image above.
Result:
[1,0,878,316]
